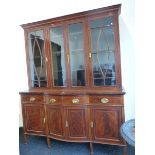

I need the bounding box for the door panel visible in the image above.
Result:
[50,26,67,87]
[28,30,47,88]
[68,22,86,87]
[23,104,45,135]
[65,106,89,141]
[91,106,122,143]
[89,16,116,86]
[47,105,64,139]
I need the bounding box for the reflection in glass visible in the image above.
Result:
[50,26,67,86]
[68,23,86,86]
[90,17,116,86]
[28,30,47,87]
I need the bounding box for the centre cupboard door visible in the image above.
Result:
[64,105,89,141]
[46,104,65,140]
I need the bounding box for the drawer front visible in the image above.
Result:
[21,95,44,103]
[89,95,121,105]
[46,96,62,104]
[63,96,89,104]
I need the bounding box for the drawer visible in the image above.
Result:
[46,95,62,104]
[89,95,121,104]
[63,95,89,104]
[21,95,44,103]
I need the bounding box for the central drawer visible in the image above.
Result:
[63,95,89,104]
[46,95,62,104]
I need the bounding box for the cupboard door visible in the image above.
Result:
[68,22,86,87]
[23,104,45,135]
[89,16,116,86]
[50,26,67,87]
[65,106,89,141]
[47,105,64,139]
[91,106,122,144]
[28,30,47,88]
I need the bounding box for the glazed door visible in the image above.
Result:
[23,104,46,135]
[64,105,89,141]
[89,16,117,87]
[68,22,87,87]
[46,105,64,139]
[27,30,48,88]
[91,106,122,144]
[50,26,68,87]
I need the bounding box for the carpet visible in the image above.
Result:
[19,128,135,155]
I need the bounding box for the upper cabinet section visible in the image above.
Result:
[22,4,122,91]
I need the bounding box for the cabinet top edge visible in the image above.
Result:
[19,89,125,95]
[20,4,121,29]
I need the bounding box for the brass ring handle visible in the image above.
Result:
[30,97,36,102]
[72,98,79,104]
[49,98,56,104]
[100,98,109,104]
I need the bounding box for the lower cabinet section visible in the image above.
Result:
[21,94,126,154]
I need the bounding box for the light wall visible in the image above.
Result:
[0,0,135,128]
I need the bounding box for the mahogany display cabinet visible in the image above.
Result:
[20,4,126,155]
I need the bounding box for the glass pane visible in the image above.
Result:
[90,17,116,86]
[68,23,86,86]
[28,30,47,87]
[50,26,67,86]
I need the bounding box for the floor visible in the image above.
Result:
[19,128,135,155]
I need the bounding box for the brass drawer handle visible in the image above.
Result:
[49,98,56,104]
[101,98,109,104]
[72,98,79,104]
[30,97,36,102]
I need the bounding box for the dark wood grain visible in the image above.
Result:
[91,105,124,145]
[23,103,45,135]
[47,104,64,139]
[65,105,89,141]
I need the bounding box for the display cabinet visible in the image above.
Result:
[20,4,126,155]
